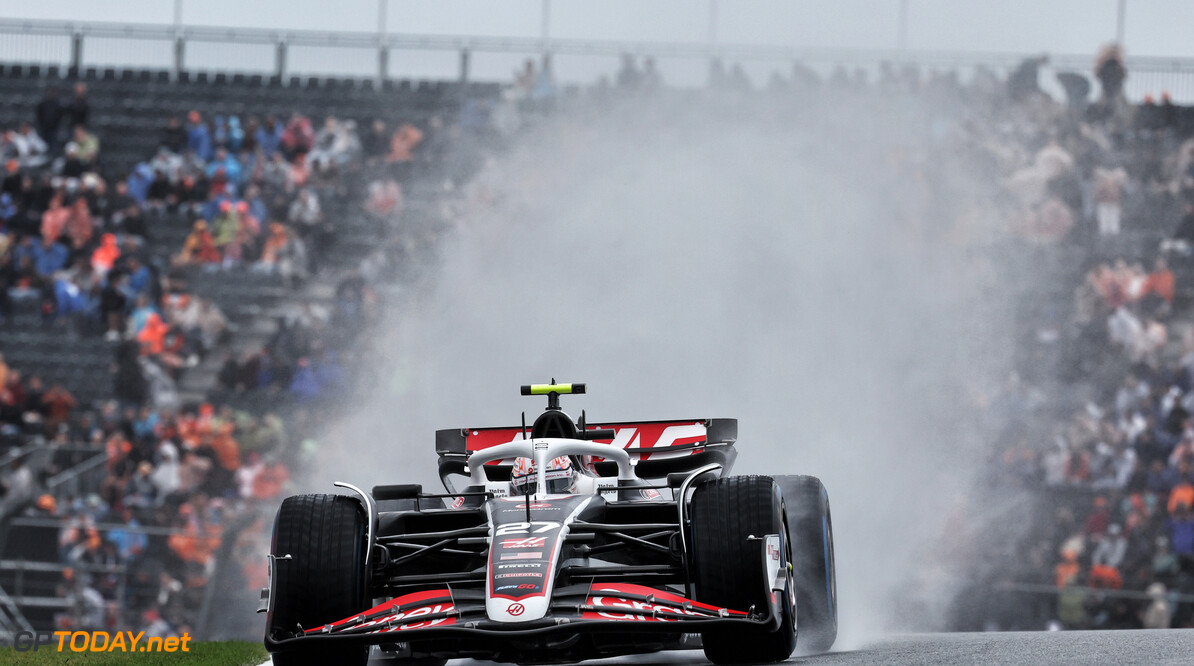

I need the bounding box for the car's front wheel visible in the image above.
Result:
[266,493,370,666]
[689,475,797,664]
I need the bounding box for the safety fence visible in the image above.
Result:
[0,18,1191,101]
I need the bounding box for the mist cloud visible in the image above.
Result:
[319,91,1017,645]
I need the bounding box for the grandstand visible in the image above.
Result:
[0,50,504,640]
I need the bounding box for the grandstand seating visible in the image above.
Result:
[0,64,494,411]
[0,64,501,178]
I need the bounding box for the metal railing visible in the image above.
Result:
[0,17,1191,101]
[44,451,108,500]
[0,579,33,642]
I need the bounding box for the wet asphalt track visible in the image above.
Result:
[267,629,1194,665]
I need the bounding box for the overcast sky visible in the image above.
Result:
[0,1,1191,88]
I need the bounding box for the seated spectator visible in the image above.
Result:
[174,220,220,266]
[364,179,402,218]
[41,193,69,242]
[387,123,423,164]
[90,233,120,277]
[100,274,127,340]
[60,142,85,177]
[65,197,93,250]
[363,119,389,164]
[9,124,48,167]
[227,115,245,152]
[1165,503,1194,562]
[287,187,321,231]
[125,164,154,206]
[1145,257,1175,305]
[102,180,142,232]
[186,111,212,162]
[53,260,98,322]
[281,113,313,157]
[255,116,283,157]
[128,294,158,334]
[32,236,68,278]
[205,147,242,185]
[124,256,152,296]
[211,201,240,258]
[136,313,183,370]
[72,126,100,165]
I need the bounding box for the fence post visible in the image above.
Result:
[70,32,83,77]
[173,37,185,81]
[378,46,388,84]
[275,41,287,82]
[459,49,470,83]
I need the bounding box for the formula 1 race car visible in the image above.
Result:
[262,382,837,665]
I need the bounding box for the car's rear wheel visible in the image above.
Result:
[267,493,370,666]
[774,475,837,654]
[690,475,797,664]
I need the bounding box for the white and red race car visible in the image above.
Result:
[262,383,836,665]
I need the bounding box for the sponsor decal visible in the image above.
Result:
[496,573,544,579]
[451,496,465,509]
[500,552,542,560]
[579,583,748,623]
[495,521,559,535]
[511,503,560,510]
[306,589,455,635]
[495,585,520,591]
[768,543,781,561]
[466,421,708,454]
[501,537,547,548]
[341,603,456,634]
[640,488,663,500]
[498,563,543,569]
[506,603,525,616]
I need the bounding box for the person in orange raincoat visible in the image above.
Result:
[259,222,288,267]
[90,233,120,276]
[1088,563,1123,589]
[136,313,169,356]
[167,504,223,566]
[1145,257,1175,305]
[176,220,220,265]
[210,422,241,472]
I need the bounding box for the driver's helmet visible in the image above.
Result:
[510,456,577,496]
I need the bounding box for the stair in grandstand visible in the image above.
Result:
[0,309,117,407]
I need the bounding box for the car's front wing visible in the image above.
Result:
[266,581,781,652]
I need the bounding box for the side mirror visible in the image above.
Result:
[372,484,423,501]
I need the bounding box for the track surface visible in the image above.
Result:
[264,629,1194,665]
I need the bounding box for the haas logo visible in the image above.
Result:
[507,603,525,616]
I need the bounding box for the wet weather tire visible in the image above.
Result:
[773,475,837,654]
[267,493,370,666]
[690,475,797,664]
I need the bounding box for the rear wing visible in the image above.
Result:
[436,419,738,485]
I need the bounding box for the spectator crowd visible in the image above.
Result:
[0,57,488,638]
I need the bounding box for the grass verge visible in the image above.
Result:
[0,640,267,665]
